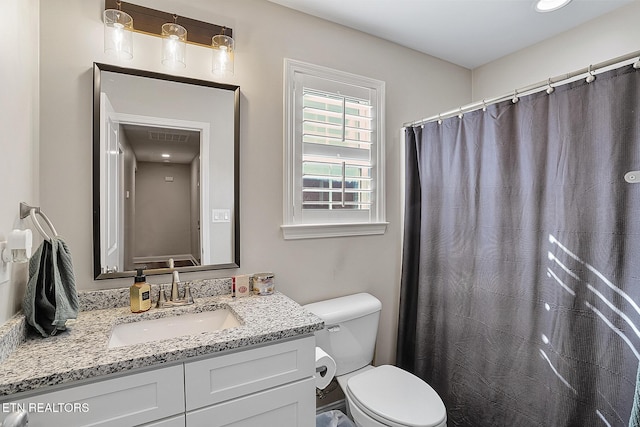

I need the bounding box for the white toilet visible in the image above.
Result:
[305,293,447,427]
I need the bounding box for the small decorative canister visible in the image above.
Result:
[253,272,275,295]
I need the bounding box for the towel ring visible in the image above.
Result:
[20,202,58,242]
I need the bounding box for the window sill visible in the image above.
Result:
[281,222,388,240]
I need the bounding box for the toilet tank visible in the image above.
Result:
[304,293,382,376]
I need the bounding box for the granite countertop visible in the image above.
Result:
[0,280,323,398]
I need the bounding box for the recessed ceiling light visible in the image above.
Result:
[535,0,572,12]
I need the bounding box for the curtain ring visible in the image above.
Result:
[634,58,640,69]
[482,100,487,112]
[512,90,519,104]
[458,108,463,119]
[586,64,596,83]
[546,78,555,94]
[437,114,442,125]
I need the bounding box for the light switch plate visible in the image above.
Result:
[212,209,231,223]
[0,242,8,284]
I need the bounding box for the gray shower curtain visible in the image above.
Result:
[398,64,640,427]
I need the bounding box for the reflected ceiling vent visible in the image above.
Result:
[148,129,190,143]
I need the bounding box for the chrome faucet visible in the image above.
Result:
[156,260,194,308]
[171,270,180,302]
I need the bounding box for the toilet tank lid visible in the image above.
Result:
[303,293,382,324]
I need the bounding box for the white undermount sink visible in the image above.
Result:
[108,308,240,348]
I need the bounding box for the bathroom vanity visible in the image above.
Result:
[0,281,323,427]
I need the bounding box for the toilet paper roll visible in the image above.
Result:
[315,347,337,390]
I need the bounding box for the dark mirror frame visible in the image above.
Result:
[92,62,240,279]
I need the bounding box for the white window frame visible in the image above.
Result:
[282,59,387,240]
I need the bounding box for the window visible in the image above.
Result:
[282,59,387,239]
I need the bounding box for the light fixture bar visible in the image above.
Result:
[104,0,233,48]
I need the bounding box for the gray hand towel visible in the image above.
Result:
[23,236,79,337]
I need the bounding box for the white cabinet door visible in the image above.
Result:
[2,365,185,427]
[184,336,315,411]
[185,378,315,427]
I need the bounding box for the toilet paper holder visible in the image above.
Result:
[314,346,337,391]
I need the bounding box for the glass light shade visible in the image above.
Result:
[535,0,572,12]
[212,34,234,76]
[103,9,133,60]
[162,23,187,68]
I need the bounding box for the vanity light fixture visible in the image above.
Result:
[161,153,171,158]
[534,0,572,12]
[103,1,134,60]
[162,17,187,69]
[104,1,234,76]
[212,28,235,77]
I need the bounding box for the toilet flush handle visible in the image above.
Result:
[327,325,340,332]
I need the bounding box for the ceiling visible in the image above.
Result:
[121,124,200,164]
[266,0,635,69]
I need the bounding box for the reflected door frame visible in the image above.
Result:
[99,93,121,273]
[108,112,211,269]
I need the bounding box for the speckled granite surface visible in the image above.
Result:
[0,278,232,365]
[78,277,232,311]
[0,315,26,364]
[0,280,323,398]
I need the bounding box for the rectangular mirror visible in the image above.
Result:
[93,63,240,279]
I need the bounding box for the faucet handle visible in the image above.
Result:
[184,284,194,304]
[156,285,167,308]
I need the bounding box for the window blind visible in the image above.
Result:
[301,89,373,211]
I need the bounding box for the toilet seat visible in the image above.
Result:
[346,365,446,427]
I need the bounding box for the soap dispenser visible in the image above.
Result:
[130,268,152,313]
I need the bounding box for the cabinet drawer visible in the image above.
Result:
[186,377,315,427]
[1,364,185,427]
[184,336,314,410]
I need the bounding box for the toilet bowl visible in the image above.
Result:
[304,293,447,427]
[340,365,446,427]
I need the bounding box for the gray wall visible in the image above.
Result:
[134,162,193,258]
[0,0,39,324]
[5,0,637,366]
[38,0,471,366]
[472,2,640,100]
[3,0,637,366]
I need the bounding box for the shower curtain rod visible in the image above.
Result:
[403,49,640,128]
